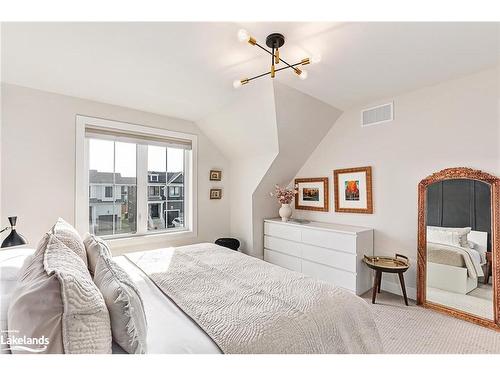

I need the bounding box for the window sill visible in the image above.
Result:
[104,228,196,251]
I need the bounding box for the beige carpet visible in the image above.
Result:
[362,291,500,354]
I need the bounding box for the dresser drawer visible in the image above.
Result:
[301,229,356,253]
[300,243,356,272]
[264,236,301,258]
[264,249,301,272]
[301,260,356,292]
[264,222,301,242]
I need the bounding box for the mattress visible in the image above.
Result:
[427,242,483,278]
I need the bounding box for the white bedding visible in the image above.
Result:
[114,254,221,354]
[0,248,220,354]
[2,246,378,354]
[0,247,36,353]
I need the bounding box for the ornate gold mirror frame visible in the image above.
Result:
[417,167,500,330]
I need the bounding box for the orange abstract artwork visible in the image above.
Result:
[344,180,360,201]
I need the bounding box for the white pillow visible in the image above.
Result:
[8,234,112,354]
[427,226,471,247]
[0,248,35,354]
[90,236,147,354]
[83,233,112,275]
[52,217,88,266]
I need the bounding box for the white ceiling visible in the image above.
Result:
[2,22,499,121]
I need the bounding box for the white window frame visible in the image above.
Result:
[75,115,197,243]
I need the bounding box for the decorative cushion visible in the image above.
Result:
[8,233,112,354]
[427,226,471,247]
[52,217,87,266]
[83,233,112,275]
[91,236,147,354]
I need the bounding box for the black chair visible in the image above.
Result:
[215,238,240,251]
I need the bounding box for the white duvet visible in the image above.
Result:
[114,255,221,354]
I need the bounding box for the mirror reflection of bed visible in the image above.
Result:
[425,179,493,320]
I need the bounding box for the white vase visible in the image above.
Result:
[279,203,292,222]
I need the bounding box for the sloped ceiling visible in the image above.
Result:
[250,82,343,257]
[2,22,499,121]
[196,78,278,159]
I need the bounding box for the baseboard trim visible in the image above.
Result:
[381,279,417,301]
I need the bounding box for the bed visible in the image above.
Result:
[426,228,488,294]
[1,240,383,354]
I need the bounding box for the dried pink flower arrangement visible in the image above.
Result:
[270,184,298,204]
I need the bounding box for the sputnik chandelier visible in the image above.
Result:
[233,29,321,88]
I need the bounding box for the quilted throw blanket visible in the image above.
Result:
[126,243,382,354]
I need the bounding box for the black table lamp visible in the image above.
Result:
[1,216,27,248]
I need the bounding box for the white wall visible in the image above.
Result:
[1,83,231,253]
[197,81,279,252]
[292,67,500,298]
[198,81,342,257]
[251,82,342,258]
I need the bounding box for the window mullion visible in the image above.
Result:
[112,141,116,235]
[136,144,148,234]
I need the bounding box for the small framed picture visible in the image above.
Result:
[210,188,222,200]
[209,170,222,181]
[294,177,329,212]
[333,166,373,214]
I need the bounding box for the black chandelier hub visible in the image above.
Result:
[266,33,285,49]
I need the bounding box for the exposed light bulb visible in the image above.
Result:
[298,70,308,80]
[233,79,249,88]
[310,54,322,64]
[237,29,250,43]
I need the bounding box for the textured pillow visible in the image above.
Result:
[52,217,88,266]
[8,234,112,354]
[91,237,147,354]
[83,233,112,275]
[427,226,471,247]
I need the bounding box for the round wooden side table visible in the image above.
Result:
[363,254,410,306]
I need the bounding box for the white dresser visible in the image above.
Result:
[263,218,374,295]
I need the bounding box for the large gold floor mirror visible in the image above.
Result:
[417,167,500,330]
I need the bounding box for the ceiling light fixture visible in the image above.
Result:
[233,30,319,88]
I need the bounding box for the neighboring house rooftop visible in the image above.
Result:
[89,170,183,185]
[148,171,184,184]
[89,169,136,185]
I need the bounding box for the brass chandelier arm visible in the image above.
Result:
[247,61,303,82]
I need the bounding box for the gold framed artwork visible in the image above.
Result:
[333,166,373,214]
[210,188,222,200]
[294,177,329,212]
[209,170,222,181]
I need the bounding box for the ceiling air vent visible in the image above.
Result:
[361,102,394,127]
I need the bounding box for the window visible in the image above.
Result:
[104,186,113,198]
[169,186,181,197]
[87,139,137,236]
[76,116,196,239]
[147,146,185,231]
[148,186,160,197]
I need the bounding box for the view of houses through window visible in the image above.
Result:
[88,138,185,237]
[147,145,185,231]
